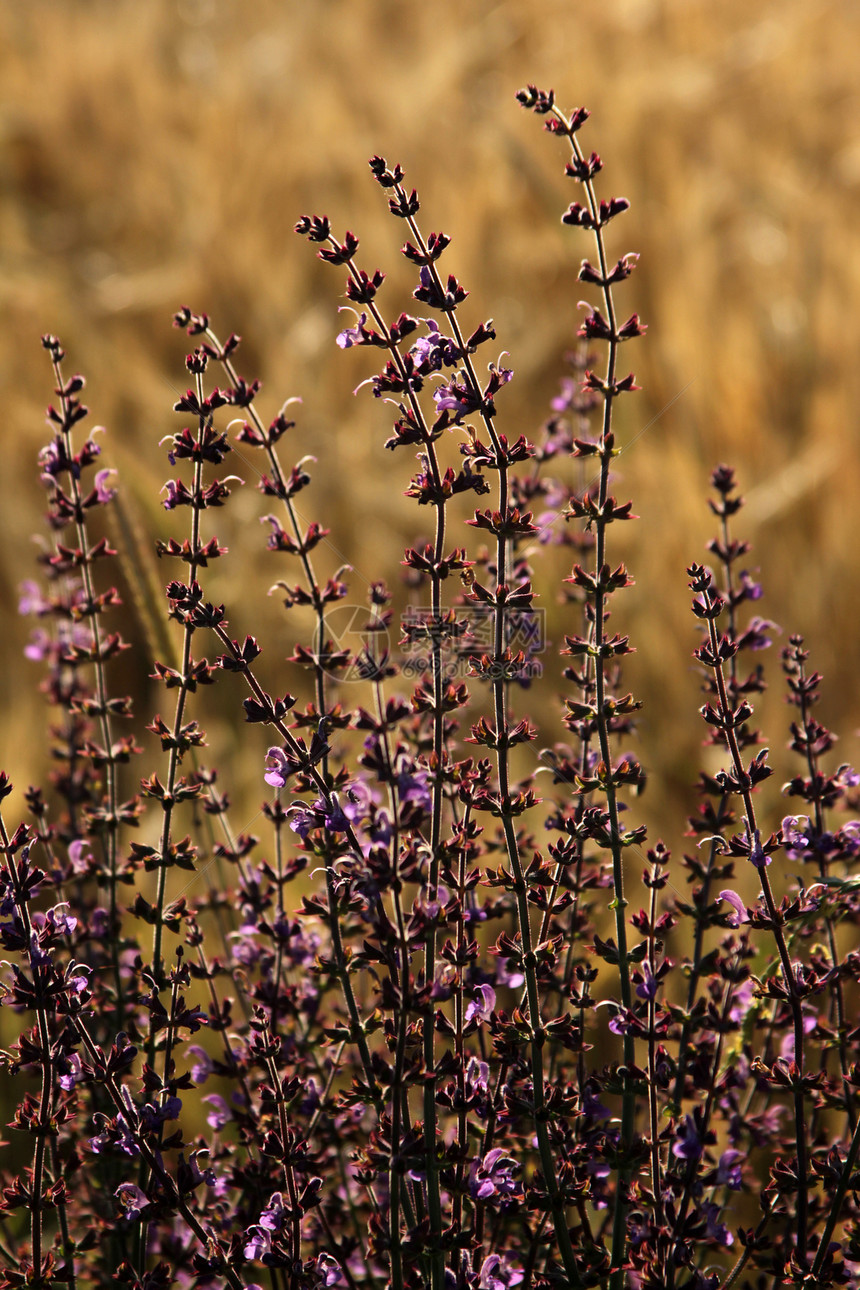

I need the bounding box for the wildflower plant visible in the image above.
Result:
[1,85,859,1290]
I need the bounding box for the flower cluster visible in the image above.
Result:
[1,88,859,1290]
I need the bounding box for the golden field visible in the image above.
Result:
[1,0,859,869]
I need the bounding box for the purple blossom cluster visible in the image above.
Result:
[1,87,859,1290]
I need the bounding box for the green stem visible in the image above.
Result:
[0,815,56,1290]
[70,1011,246,1290]
[700,577,809,1264]
[545,102,638,1288]
[809,1103,860,1280]
[400,194,585,1289]
[151,364,207,987]
[49,349,125,1021]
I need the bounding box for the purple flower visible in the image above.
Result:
[468,1148,523,1205]
[728,978,755,1025]
[368,807,392,849]
[28,929,51,968]
[550,376,578,414]
[161,479,191,510]
[65,964,91,997]
[288,805,317,838]
[701,1200,733,1246]
[465,984,496,1025]
[494,958,525,990]
[140,1097,181,1132]
[339,778,376,822]
[466,1057,490,1095]
[115,1183,150,1221]
[409,320,460,372]
[286,793,353,836]
[336,310,369,349]
[58,1052,86,1092]
[186,1045,214,1083]
[672,1114,703,1162]
[782,815,813,860]
[299,1078,321,1117]
[68,839,92,874]
[739,615,777,651]
[24,629,51,662]
[243,1226,271,1261]
[717,1149,743,1190]
[90,907,110,939]
[259,1191,287,1233]
[395,763,431,811]
[738,569,763,601]
[38,439,65,480]
[203,1094,231,1130]
[839,820,860,856]
[478,1255,524,1290]
[264,747,292,789]
[586,1151,612,1208]
[607,1006,632,1036]
[313,1254,343,1287]
[18,581,50,616]
[183,1148,216,1190]
[285,921,321,967]
[44,903,77,937]
[433,379,480,422]
[718,889,750,927]
[635,964,659,1001]
[535,508,562,544]
[90,1112,137,1158]
[323,794,350,833]
[93,467,117,503]
[747,825,770,869]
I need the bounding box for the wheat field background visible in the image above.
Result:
[1,0,858,857]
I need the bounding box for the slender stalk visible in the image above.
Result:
[0,817,56,1290]
[68,1010,246,1290]
[666,962,740,1286]
[262,1040,303,1282]
[49,1135,77,1290]
[809,1107,860,1280]
[692,565,809,1264]
[307,228,452,1287]
[783,637,854,1132]
[372,672,410,1290]
[540,98,643,1288]
[451,804,472,1245]
[201,324,334,775]
[208,623,384,1111]
[46,342,126,1021]
[151,361,208,987]
[674,492,741,1107]
[645,858,664,1230]
[396,180,586,1289]
[718,1197,776,1290]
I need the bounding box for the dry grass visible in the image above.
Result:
[2,0,859,849]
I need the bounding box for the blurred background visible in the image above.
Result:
[1,0,859,865]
